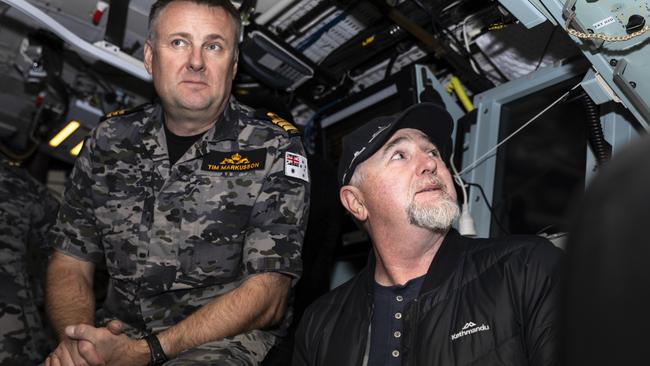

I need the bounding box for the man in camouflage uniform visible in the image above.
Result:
[0,156,59,364]
[45,1,309,365]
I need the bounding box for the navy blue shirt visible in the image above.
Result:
[368,275,425,366]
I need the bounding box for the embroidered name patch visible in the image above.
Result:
[202,149,266,172]
[284,152,309,182]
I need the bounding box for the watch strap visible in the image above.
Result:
[144,333,168,366]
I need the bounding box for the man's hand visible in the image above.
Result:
[44,321,125,366]
[64,321,150,366]
[45,337,104,366]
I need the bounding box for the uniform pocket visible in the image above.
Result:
[176,171,260,285]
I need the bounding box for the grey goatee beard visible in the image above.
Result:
[407,181,460,231]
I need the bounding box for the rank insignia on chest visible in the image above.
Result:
[284,152,309,182]
[202,149,266,172]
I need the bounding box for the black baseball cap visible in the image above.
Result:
[337,102,454,187]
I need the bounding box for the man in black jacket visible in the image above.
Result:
[293,102,563,366]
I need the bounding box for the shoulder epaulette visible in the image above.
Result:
[100,103,152,122]
[254,109,301,136]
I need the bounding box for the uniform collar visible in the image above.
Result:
[140,98,240,143]
[139,98,242,161]
[139,102,164,137]
[207,97,240,143]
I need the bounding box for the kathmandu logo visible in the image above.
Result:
[462,322,476,330]
[450,321,490,341]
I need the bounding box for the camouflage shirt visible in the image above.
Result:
[51,98,309,362]
[0,158,59,364]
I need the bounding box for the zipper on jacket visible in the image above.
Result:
[361,303,374,366]
[361,323,372,366]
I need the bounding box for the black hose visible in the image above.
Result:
[580,89,611,167]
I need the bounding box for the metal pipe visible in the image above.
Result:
[256,0,296,25]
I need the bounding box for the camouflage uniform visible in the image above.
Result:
[0,158,59,365]
[50,98,310,365]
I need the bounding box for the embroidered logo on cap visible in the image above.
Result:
[202,149,266,172]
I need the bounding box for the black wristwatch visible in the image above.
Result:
[144,333,169,366]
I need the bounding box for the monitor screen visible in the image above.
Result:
[490,76,587,236]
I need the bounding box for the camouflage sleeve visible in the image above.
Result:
[27,186,60,303]
[49,132,104,263]
[30,186,59,254]
[243,135,310,281]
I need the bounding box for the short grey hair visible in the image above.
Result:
[348,163,367,188]
[147,0,242,50]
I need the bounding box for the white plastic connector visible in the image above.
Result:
[459,203,477,237]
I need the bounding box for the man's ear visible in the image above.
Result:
[143,40,153,75]
[231,54,238,80]
[340,185,367,222]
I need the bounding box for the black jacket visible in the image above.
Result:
[293,230,563,366]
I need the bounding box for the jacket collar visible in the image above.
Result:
[364,228,467,296]
[420,228,466,294]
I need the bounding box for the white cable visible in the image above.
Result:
[449,152,468,205]
[255,0,295,25]
[462,17,471,53]
[462,16,481,75]
[462,14,479,54]
[458,82,581,176]
[449,152,476,236]
[441,0,463,13]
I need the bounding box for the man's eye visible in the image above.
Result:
[390,152,405,160]
[429,149,440,158]
[206,43,222,51]
[171,39,186,47]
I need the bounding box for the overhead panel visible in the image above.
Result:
[502,0,650,128]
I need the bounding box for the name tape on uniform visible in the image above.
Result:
[202,149,266,172]
[284,152,309,182]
